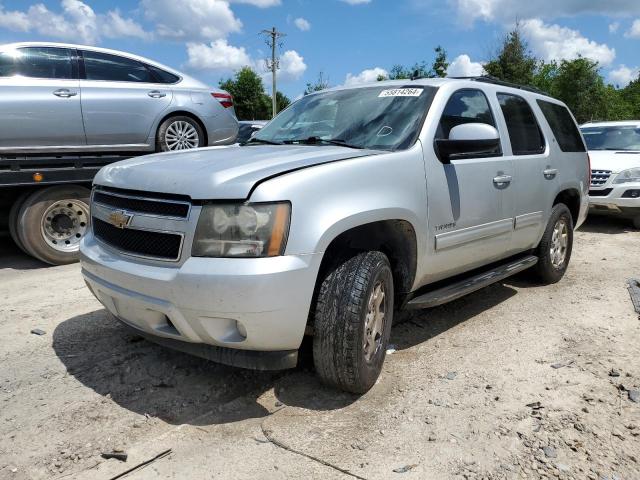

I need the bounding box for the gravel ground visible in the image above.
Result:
[1,216,639,480]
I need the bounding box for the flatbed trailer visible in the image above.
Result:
[1,153,133,265]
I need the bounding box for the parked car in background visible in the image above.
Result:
[80,77,588,393]
[1,42,238,265]
[0,42,238,153]
[236,121,268,144]
[581,121,640,229]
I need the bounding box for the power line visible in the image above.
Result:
[260,27,286,118]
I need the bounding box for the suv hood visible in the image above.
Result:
[94,145,379,200]
[589,150,640,173]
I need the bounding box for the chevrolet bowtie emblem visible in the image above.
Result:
[107,210,133,229]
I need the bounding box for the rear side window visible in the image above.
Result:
[147,65,180,84]
[536,100,586,152]
[1,47,74,79]
[497,93,545,155]
[82,51,154,83]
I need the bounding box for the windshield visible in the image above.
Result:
[581,126,640,151]
[249,85,437,151]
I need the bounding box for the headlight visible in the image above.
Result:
[192,202,290,257]
[613,168,640,184]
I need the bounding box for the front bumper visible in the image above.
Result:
[80,233,322,360]
[589,183,640,218]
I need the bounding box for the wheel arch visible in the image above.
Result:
[552,188,581,226]
[155,110,208,147]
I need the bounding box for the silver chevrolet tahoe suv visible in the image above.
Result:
[80,77,589,393]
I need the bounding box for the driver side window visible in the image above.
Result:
[436,89,497,139]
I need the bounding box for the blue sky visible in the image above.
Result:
[1,0,640,98]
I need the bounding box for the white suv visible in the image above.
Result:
[581,121,640,228]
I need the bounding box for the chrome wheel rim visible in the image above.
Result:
[165,121,199,150]
[363,280,387,362]
[40,200,90,253]
[550,218,568,268]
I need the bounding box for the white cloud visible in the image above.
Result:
[141,0,242,42]
[609,65,640,86]
[0,0,150,44]
[520,19,616,66]
[294,17,311,31]
[278,50,307,80]
[186,40,252,71]
[450,0,640,25]
[344,67,388,86]
[609,22,620,33]
[625,19,640,38]
[446,54,485,77]
[340,0,372,4]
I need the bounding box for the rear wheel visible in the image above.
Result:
[533,203,574,284]
[312,251,394,394]
[16,186,90,265]
[9,191,32,254]
[156,116,205,152]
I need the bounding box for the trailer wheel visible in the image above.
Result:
[16,186,91,265]
[8,191,32,254]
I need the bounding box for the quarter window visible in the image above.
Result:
[536,100,586,152]
[437,89,497,139]
[82,51,154,83]
[497,93,545,155]
[147,65,180,84]
[1,47,74,79]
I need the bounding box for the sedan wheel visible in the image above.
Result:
[157,116,205,152]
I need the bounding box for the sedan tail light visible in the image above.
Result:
[212,92,233,109]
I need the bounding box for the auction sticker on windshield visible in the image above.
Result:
[378,88,423,98]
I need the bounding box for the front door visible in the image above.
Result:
[424,88,515,281]
[0,46,85,149]
[79,50,172,147]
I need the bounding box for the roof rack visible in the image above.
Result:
[449,75,547,95]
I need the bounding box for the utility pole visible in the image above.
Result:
[261,27,286,118]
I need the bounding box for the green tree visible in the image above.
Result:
[621,76,640,118]
[431,46,449,78]
[273,91,291,115]
[219,67,270,120]
[304,71,330,95]
[484,26,537,85]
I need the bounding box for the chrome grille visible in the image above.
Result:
[591,170,612,187]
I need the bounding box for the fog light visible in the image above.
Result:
[622,189,640,199]
[236,320,247,339]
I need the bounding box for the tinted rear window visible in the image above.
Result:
[536,100,586,152]
[82,50,154,83]
[497,93,545,155]
[147,65,180,84]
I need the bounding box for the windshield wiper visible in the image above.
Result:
[283,136,365,149]
[242,137,284,146]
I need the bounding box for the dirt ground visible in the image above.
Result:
[1,216,639,480]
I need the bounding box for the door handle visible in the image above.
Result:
[543,168,558,179]
[493,174,512,186]
[148,90,167,98]
[53,89,77,98]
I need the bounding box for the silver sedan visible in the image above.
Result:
[0,42,239,153]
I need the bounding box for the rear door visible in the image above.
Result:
[79,50,172,146]
[0,46,85,149]
[495,92,550,253]
[424,88,515,280]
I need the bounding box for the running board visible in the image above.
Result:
[406,255,538,310]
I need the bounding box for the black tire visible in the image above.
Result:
[8,190,32,254]
[312,251,394,394]
[156,116,205,152]
[533,203,574,284]
[16,186,90,265]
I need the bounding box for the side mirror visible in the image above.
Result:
[435,123,501,163]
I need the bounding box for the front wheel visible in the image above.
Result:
[156,116,205,152]
[533,203,574,284]
[312,251,394,394]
